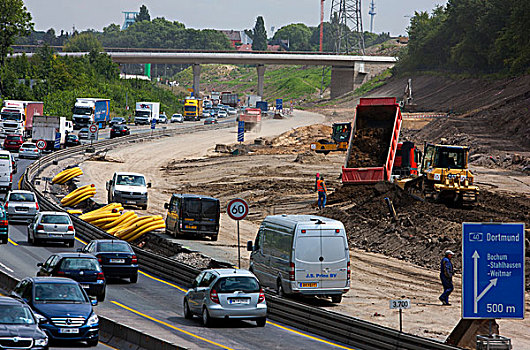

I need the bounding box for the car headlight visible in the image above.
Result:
[35,337,48,346]
[87,313,99,326]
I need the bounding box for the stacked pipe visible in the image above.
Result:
[52,167,83,184]
[79,204,165,242]
[60,184,96,207]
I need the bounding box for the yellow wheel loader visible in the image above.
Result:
[310,122,352,155]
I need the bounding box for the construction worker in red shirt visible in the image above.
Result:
[316,176,327,210]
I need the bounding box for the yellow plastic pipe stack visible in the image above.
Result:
[52,167,83,184]
[60,184,96,207]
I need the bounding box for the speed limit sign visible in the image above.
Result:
[36,139,47,150]
[227,198,249,221]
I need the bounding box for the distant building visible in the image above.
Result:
[220,30,253,48]
[237,44,253,52]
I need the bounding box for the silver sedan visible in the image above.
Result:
[184,269,267,327]
[27,211,75,247]
[5,190,39,222]
[18,142,41,159]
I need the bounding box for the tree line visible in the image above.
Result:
[397,0,530,75]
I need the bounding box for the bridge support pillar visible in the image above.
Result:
[256,64,266,98]
[192,64,201,97]
[330,66,355,99]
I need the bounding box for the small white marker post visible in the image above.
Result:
[389,299,411,332]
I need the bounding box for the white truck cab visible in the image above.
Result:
[106,172,151,210]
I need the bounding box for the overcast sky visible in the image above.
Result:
[24,0,447,37]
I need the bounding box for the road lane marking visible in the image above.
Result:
[75,237,88,245]
[110,301,234,350]
[0,262,14,273]
[266,320,355,350]
[138,270,187,292]
[8,238,18,246]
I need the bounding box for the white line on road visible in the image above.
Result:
[0,262,14,273]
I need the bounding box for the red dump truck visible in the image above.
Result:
[342,97,403,184]
[239,108,262,132]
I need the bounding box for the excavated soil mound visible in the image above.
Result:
[324,183,530,289]
[253,124,332,155]
[346,128,390,167]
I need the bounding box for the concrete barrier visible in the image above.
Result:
[0,269,184,350]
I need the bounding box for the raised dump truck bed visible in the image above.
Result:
[342,97,402,184]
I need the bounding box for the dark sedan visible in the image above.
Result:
[65,134,81,147]
[11,277,99,346]
[79,239,138,283]
[37,253,106,301]
[110,124,130,138]
[109,117,126,126]
[204,117,218,125]
[0,296,48,349]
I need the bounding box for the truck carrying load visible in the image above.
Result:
[342,97,402,184]
[72,98,110,129]
[239,108,262,132]
[220,92,238,107]
[32,116,72,151]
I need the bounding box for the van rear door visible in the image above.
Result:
[0,154,12,189]
[294,228,322,289]
[320,229,349,289]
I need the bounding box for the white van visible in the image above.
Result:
[247,215,350,303]
[0,151,13,192]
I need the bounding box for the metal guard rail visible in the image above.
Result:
[22,123,461,350]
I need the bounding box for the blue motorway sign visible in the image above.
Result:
[237,121,244,142]
[462,223,525,319]
[276,98,283,111]
[54,132,61,149]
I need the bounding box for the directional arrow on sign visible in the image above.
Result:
[473,250,497,313]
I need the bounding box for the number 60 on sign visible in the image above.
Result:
[227,198,249,221]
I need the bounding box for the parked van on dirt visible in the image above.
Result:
[247,215,350,303]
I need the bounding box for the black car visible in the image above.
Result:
[109,117,126,126]
[0,296,48,349]
[79,239,138,283]
[37,253,106,301]
[65,134,81,147]
[11,277,99,346]
[110,124,130,138]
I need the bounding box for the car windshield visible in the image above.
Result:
[9,192,35,202]
[34,283,87,303]
[116,175,146,186]
[97,242,132,253]
[21,144,36,149]
[40,215,70,224]
[112,118,124,122]
[67,135,78,140]
[80,128,88,132]
[6,135,21,141]
[73,107,92,115]
[0,305,35,325]
[1,112,22,121]
[214,277,260,293]
[60,258,101,271]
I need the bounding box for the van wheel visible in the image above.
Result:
[277,280,285,297]
[183,299,193,319]
[210,235,218,241]
[331,295,342,303]
[141,205,147,210]
[256,317,266,327]
[1,237,7,244]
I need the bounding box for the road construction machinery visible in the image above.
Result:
[400,143,479,205]
[392,141,422,178]
[310,122,352,155]
[342,97,402,184]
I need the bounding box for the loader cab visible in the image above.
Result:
[331,123,352,143]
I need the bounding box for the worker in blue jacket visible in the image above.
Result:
[439,250,454,305]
